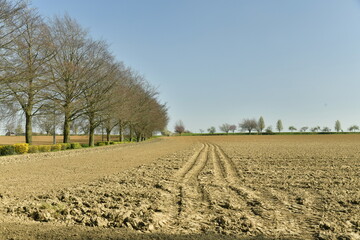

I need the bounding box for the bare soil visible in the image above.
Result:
[1,135,359,240]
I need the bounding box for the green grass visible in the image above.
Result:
[177,131,360,136]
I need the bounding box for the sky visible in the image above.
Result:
[31,0,360,133]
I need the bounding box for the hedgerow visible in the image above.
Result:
[0,141,120,157]
[14,143,29,154]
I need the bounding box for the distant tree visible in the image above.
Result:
[174,120,185,135]
[229,124,237,133]
[288,126,297,132]
[35,115,54,135]
[239,118,257,134]
[219,123,231,134]
[300,126,308,132]
[4,122,15,134]
[276,120,283,133]
[258,116,265,134]
[310,126,321,132]
[265,126,273,134]
[15,123,23,136]
[348,125,359,132]
[207,126,216,134]
[335,120,341,133]
[199,129,204,134]
[322,127,331,132]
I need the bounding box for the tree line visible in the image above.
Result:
[0,0,168,146]
[175,117,358,135]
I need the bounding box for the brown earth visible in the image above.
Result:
[1,135,360,240]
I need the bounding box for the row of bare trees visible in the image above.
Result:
[219,118,352,134]
[0,1,168,146]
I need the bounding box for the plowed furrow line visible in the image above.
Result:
[174,143,206,179]
[214,145,240,184]
[181,144,209,183]
[214,144,315,236]
[210,144,226,184]
[175,143,211,220]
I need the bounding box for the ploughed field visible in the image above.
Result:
[0,135,359,240]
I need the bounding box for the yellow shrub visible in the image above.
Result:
[38,145,51,152]
[59,143,71,150]
[51,144,62,151]
[28,145,39,153]
[14,143,29,154]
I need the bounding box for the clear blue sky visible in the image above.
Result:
[31,0,360,133]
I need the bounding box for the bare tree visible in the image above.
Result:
[219,123,231,134]
[311,126,321,132]
[15,122,23,135]
[322,126,331,132]
[4,121,14,134]
[239,118,257,134]
[300,126,308,132]
[229,124,236,133]
[174,120,185,135]
[1,7,55,143]
[348,125,359,132]
[123,74,168,141]
[35,115,54,135]
[47,15,100,143]
[265,126,273,134]
[80,43,119,146]
[288,126,297,132]
[207,126,216,134]
[0,0,26,51]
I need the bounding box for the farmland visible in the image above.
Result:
[0,135,359,240]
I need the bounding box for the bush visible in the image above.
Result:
[28,145,39,153]
[0,145,15,156]
[70,143,82,149]
[38,145,51,152]
[109,141,114,145]
[14,143,29,154]
[59,143,71,150]
[81,143,89,148]
[96,142,106,146]
[51,144,62,151]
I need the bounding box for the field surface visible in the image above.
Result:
[0,135,359,240]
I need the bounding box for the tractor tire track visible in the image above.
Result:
[174,143,212,227]
[213,143,318,238]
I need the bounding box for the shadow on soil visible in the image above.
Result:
[0,223,299,240]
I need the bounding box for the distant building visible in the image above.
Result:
[152,131,162,136]
[5,132,15,136]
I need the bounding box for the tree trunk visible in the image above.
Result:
[118,121,125,142]
[25,111,32,144]
[88,116,96,147]
[129,127,133,142]
[106,128,111,142]
[89,126,95,147]
[136,132,141,142]
[63,114,71,143]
